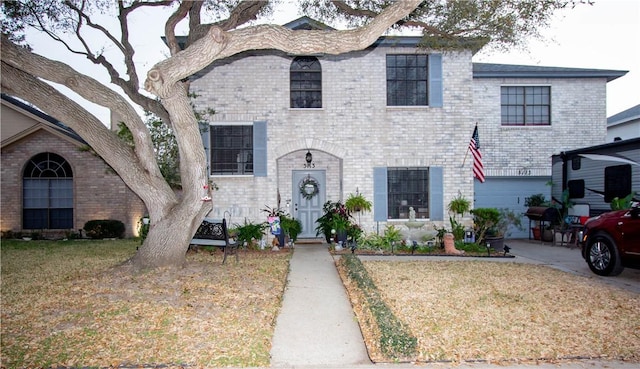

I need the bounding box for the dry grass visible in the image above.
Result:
[348,260,640,364]
[1,240,290,368]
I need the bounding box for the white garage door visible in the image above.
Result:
[474,177,550,239]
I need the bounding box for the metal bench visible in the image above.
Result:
[189,218,238,264]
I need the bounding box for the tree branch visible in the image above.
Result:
[145,0,423,97]
[1,61,177,212]
[0,36,163,177]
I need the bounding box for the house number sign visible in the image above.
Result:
[518,168,532,176]
[303,162,315,168]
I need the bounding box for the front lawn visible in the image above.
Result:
[338,255,640,364]
[1,239,291,368]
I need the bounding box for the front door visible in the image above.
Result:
[292,170,326,238]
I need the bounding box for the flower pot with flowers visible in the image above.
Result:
[315,200,354,245]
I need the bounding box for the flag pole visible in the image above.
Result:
[461,146,470,167]
[462,123,477,167]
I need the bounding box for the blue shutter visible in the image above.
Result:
[253,121,267,177]
[373,167,388,222]
[200,123,211,175]
[428,54,443,108]
[429,167,444,221]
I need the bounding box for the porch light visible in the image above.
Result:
[305,150,313,164]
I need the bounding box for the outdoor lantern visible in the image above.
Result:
[305,150,313,163]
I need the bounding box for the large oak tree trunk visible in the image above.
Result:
[2,0,423,270]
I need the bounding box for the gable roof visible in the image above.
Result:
[1,93,86,147]
[607,104,640,126]
[283,16,335,31]
[472,63,627,82]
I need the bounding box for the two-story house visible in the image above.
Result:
[191,17,626,240]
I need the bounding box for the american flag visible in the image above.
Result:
[469,125,485,183]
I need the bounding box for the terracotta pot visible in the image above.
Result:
[531,227,541,240]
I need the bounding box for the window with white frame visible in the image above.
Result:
[23,152,74,229]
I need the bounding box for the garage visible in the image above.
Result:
[474,177,551,239]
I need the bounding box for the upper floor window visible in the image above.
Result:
[290,56,322,108]
[501,86,551,125]
[386,54,428,106]
[23,152,73,229]
[211,125,253,175]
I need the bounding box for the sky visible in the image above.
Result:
[23,0,640,125]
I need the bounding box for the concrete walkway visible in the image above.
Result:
[267,240,639,369]
[270,243,371,367]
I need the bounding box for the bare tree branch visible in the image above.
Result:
[145,0,423,97]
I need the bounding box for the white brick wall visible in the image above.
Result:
[473,78,608,177]
[192,45,608,235]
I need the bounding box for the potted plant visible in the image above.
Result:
[472,208,522,250]
[471,207,500,246]
[447,193,471,241]
[525,193,548,240]
[315,201,353,243]
[332,213,351,244]
[280,215,302,244]
[345,191,372,213]
[233,219,267,249]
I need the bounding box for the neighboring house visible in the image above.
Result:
[188,17,626,239]
[607,104,640,142]
[1,94,145,238]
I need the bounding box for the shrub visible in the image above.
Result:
[339,254,417,359]
[83,220,125,239]
[232,219,267,249]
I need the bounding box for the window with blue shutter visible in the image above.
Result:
[428,167,443,221]
[253,121,267,177]
[428,54,443,108]
[386,54,442,107]
[373,166,443,221]
[373,167,388,222]
[209,121,267,176]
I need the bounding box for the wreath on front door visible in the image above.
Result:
[299,177,319,200]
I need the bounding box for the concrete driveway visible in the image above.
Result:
[503,239,640,294]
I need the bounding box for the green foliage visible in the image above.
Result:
[116,112,181,189]
[262,206,302,242]
[447,193,471,215]
[447,193,470,241]
[358,233,386,251]
[611,192,636,211]
[83,220,125,239]
[232,219,267,249]
[137,217,150,244]
[382,225,402,248]
[471,208,500,244]
[339,254,417,359]
[497,208,523,237]
[345,192,372,213]
[315,201,354,243]
[525,193,547,207]
[280,216,302,242]
[301,0,577,51]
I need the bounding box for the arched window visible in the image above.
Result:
[290,56,322,108]
[23,153,74,229]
